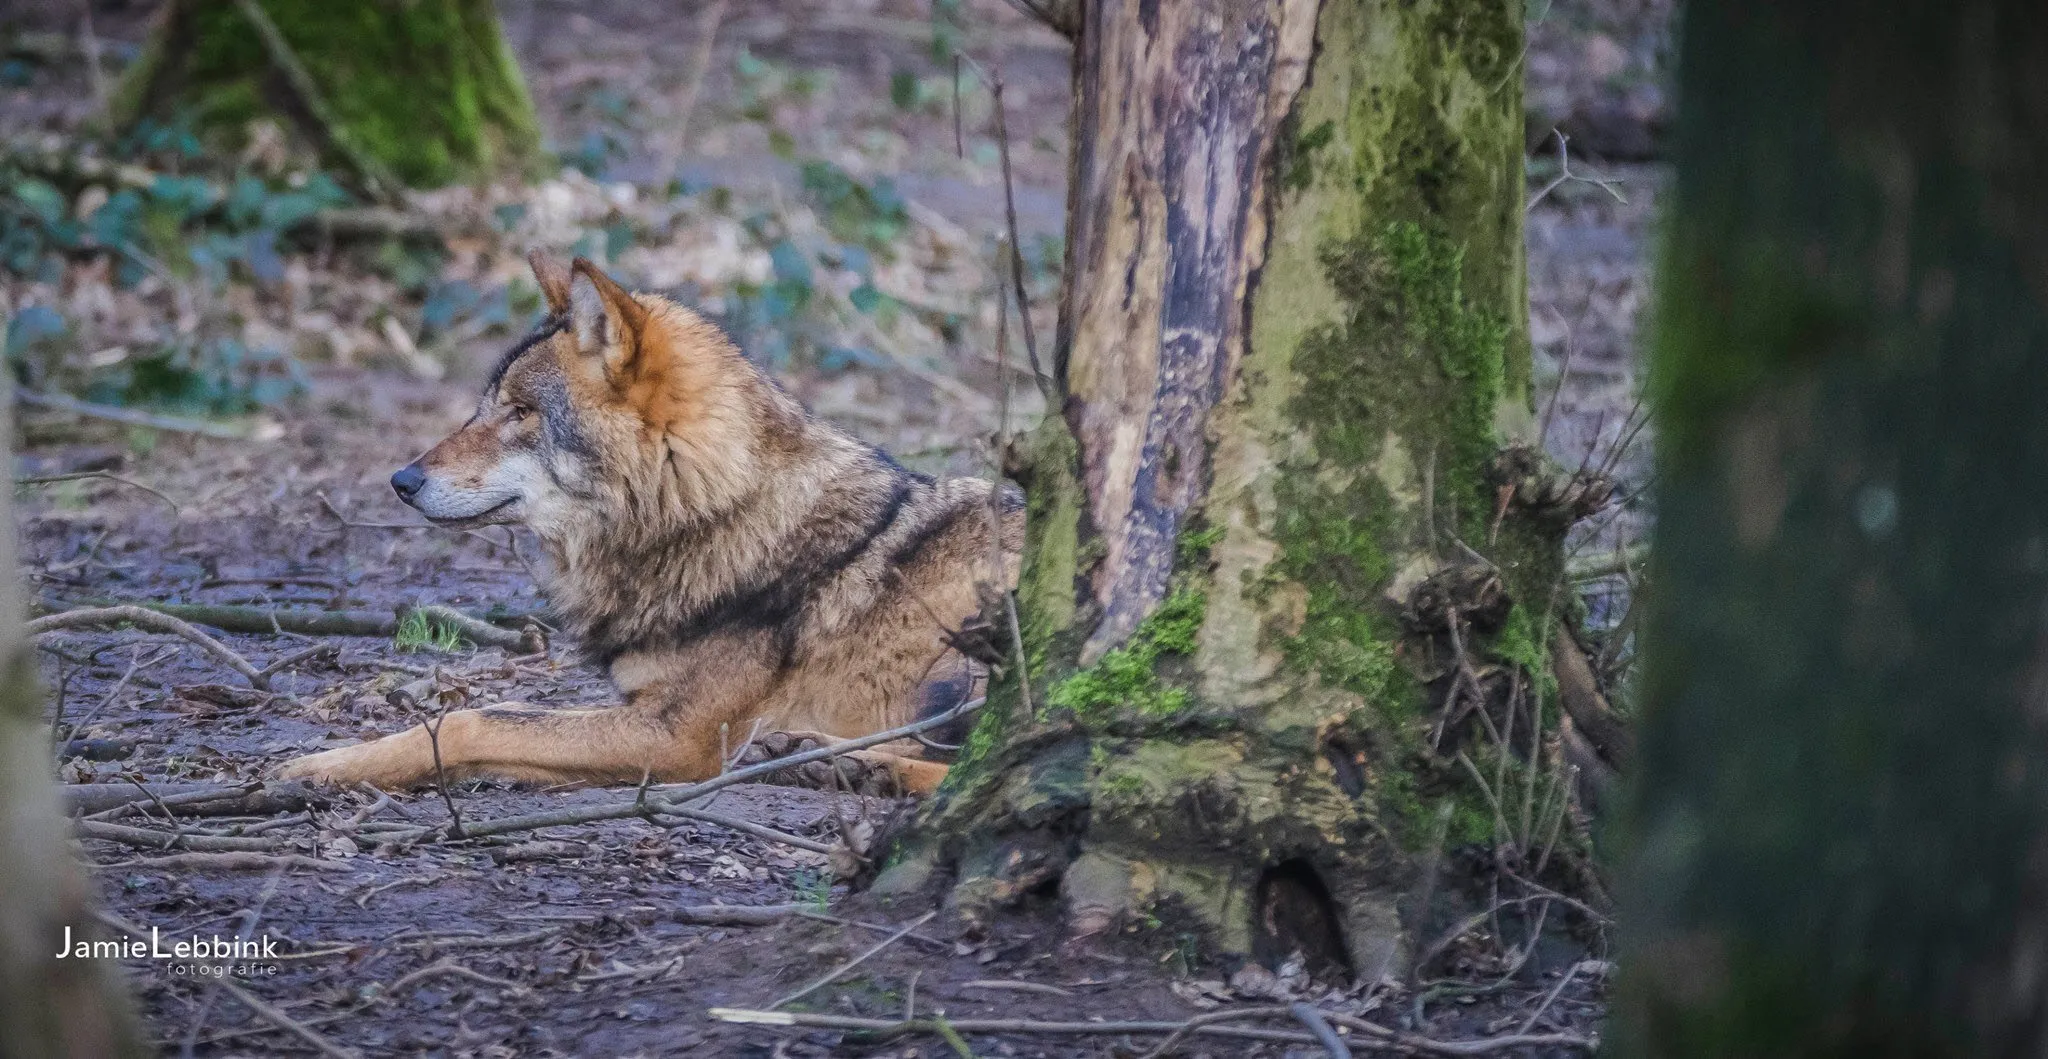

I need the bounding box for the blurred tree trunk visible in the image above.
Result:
[0,397,142,1056]
[109,0,540,190]
[1618,1,2048,1053]
[883,0,1578,977]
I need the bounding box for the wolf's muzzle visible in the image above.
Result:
[390,462,427,504]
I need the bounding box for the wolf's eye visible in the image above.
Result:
[506,404,533,422]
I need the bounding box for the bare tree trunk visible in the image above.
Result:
[0,394,142,1055]
[1617,1,2048,1053]
[883,0,1575,979]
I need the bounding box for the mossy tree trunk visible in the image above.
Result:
[110,0,540,189]
[0,398,142,1056]
[1618,1,2048,1054]
[885,0,1582,977]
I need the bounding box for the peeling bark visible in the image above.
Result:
[889,0,1557,978]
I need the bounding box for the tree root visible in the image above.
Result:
[1549,621,1633,770]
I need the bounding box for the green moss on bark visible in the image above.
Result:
[1043,587,1206,720]
[114,0,540,188]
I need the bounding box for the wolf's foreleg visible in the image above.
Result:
[275,702,720,789]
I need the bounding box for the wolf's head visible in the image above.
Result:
[391,252,769,542]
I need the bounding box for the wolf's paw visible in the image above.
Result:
[274,743,419,789]
[729,733,902,797]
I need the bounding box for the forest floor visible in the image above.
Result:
[2,0,1664,1054]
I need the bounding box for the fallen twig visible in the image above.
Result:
[75,818,284,853]
[29,606,270,689]
[213,977,361,1059]
[712,1008,1316,1047]
[15,389,251,438]
[1138,1006,1297,1058]
[17,469,181,511]
[70,780,326,819]
[1320,1010,1595,1056]
[1291,1002,1352,1059]
[676,903,811,927]
[117,852,352,873]
[959,979,1073,998]
[770,910,936,1010]
[385,958,524,996]
[653,804,833,854]
[393,928,557,951]
[34,598,544,652]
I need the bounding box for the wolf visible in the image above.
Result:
[277,251,1021,794]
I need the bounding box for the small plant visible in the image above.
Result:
[394,610,467,654]
[790,869,833,912]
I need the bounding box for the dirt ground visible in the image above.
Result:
[4,0,1661,1054]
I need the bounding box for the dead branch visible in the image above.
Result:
[16,470,181,511]
[1319,1011,1595,1055]
[770,910,937,1010]
[1290,1003,1353,1059]
[34,598,543,652]
[70,780,326,819]
[393,928,556,951]
[1549,622,1634,770]
[385,958,524,996]
[959,979,1073,999]
[676,903,811,926]
[116,852,352,873]
[989,70,1054,402]
[651,804,833,855]
[16,389,250,439]
[1566,544,1648,583]
[28,605,270,689]
[74,818,285,853]
[1525,129,1626,212]
[793,910,950,949]
[712,1008,1318,1047]
[213,977,361,1059]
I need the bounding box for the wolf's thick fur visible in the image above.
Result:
[277,252,1020,793]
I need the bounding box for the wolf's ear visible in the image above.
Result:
[528,249,572,315]
[568,257,650,378]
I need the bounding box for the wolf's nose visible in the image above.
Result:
[390,463,426,502]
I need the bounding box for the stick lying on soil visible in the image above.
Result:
[711,1009,1320,1048]
[16,389,253,439]
[712,1007,1599,1054]
[28,606,272,688]
[75,819,291,853]
[117,852,356,873]
[66,781,328,818]
[34,599,546,653]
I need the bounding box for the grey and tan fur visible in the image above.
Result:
[277,251,1020,793]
